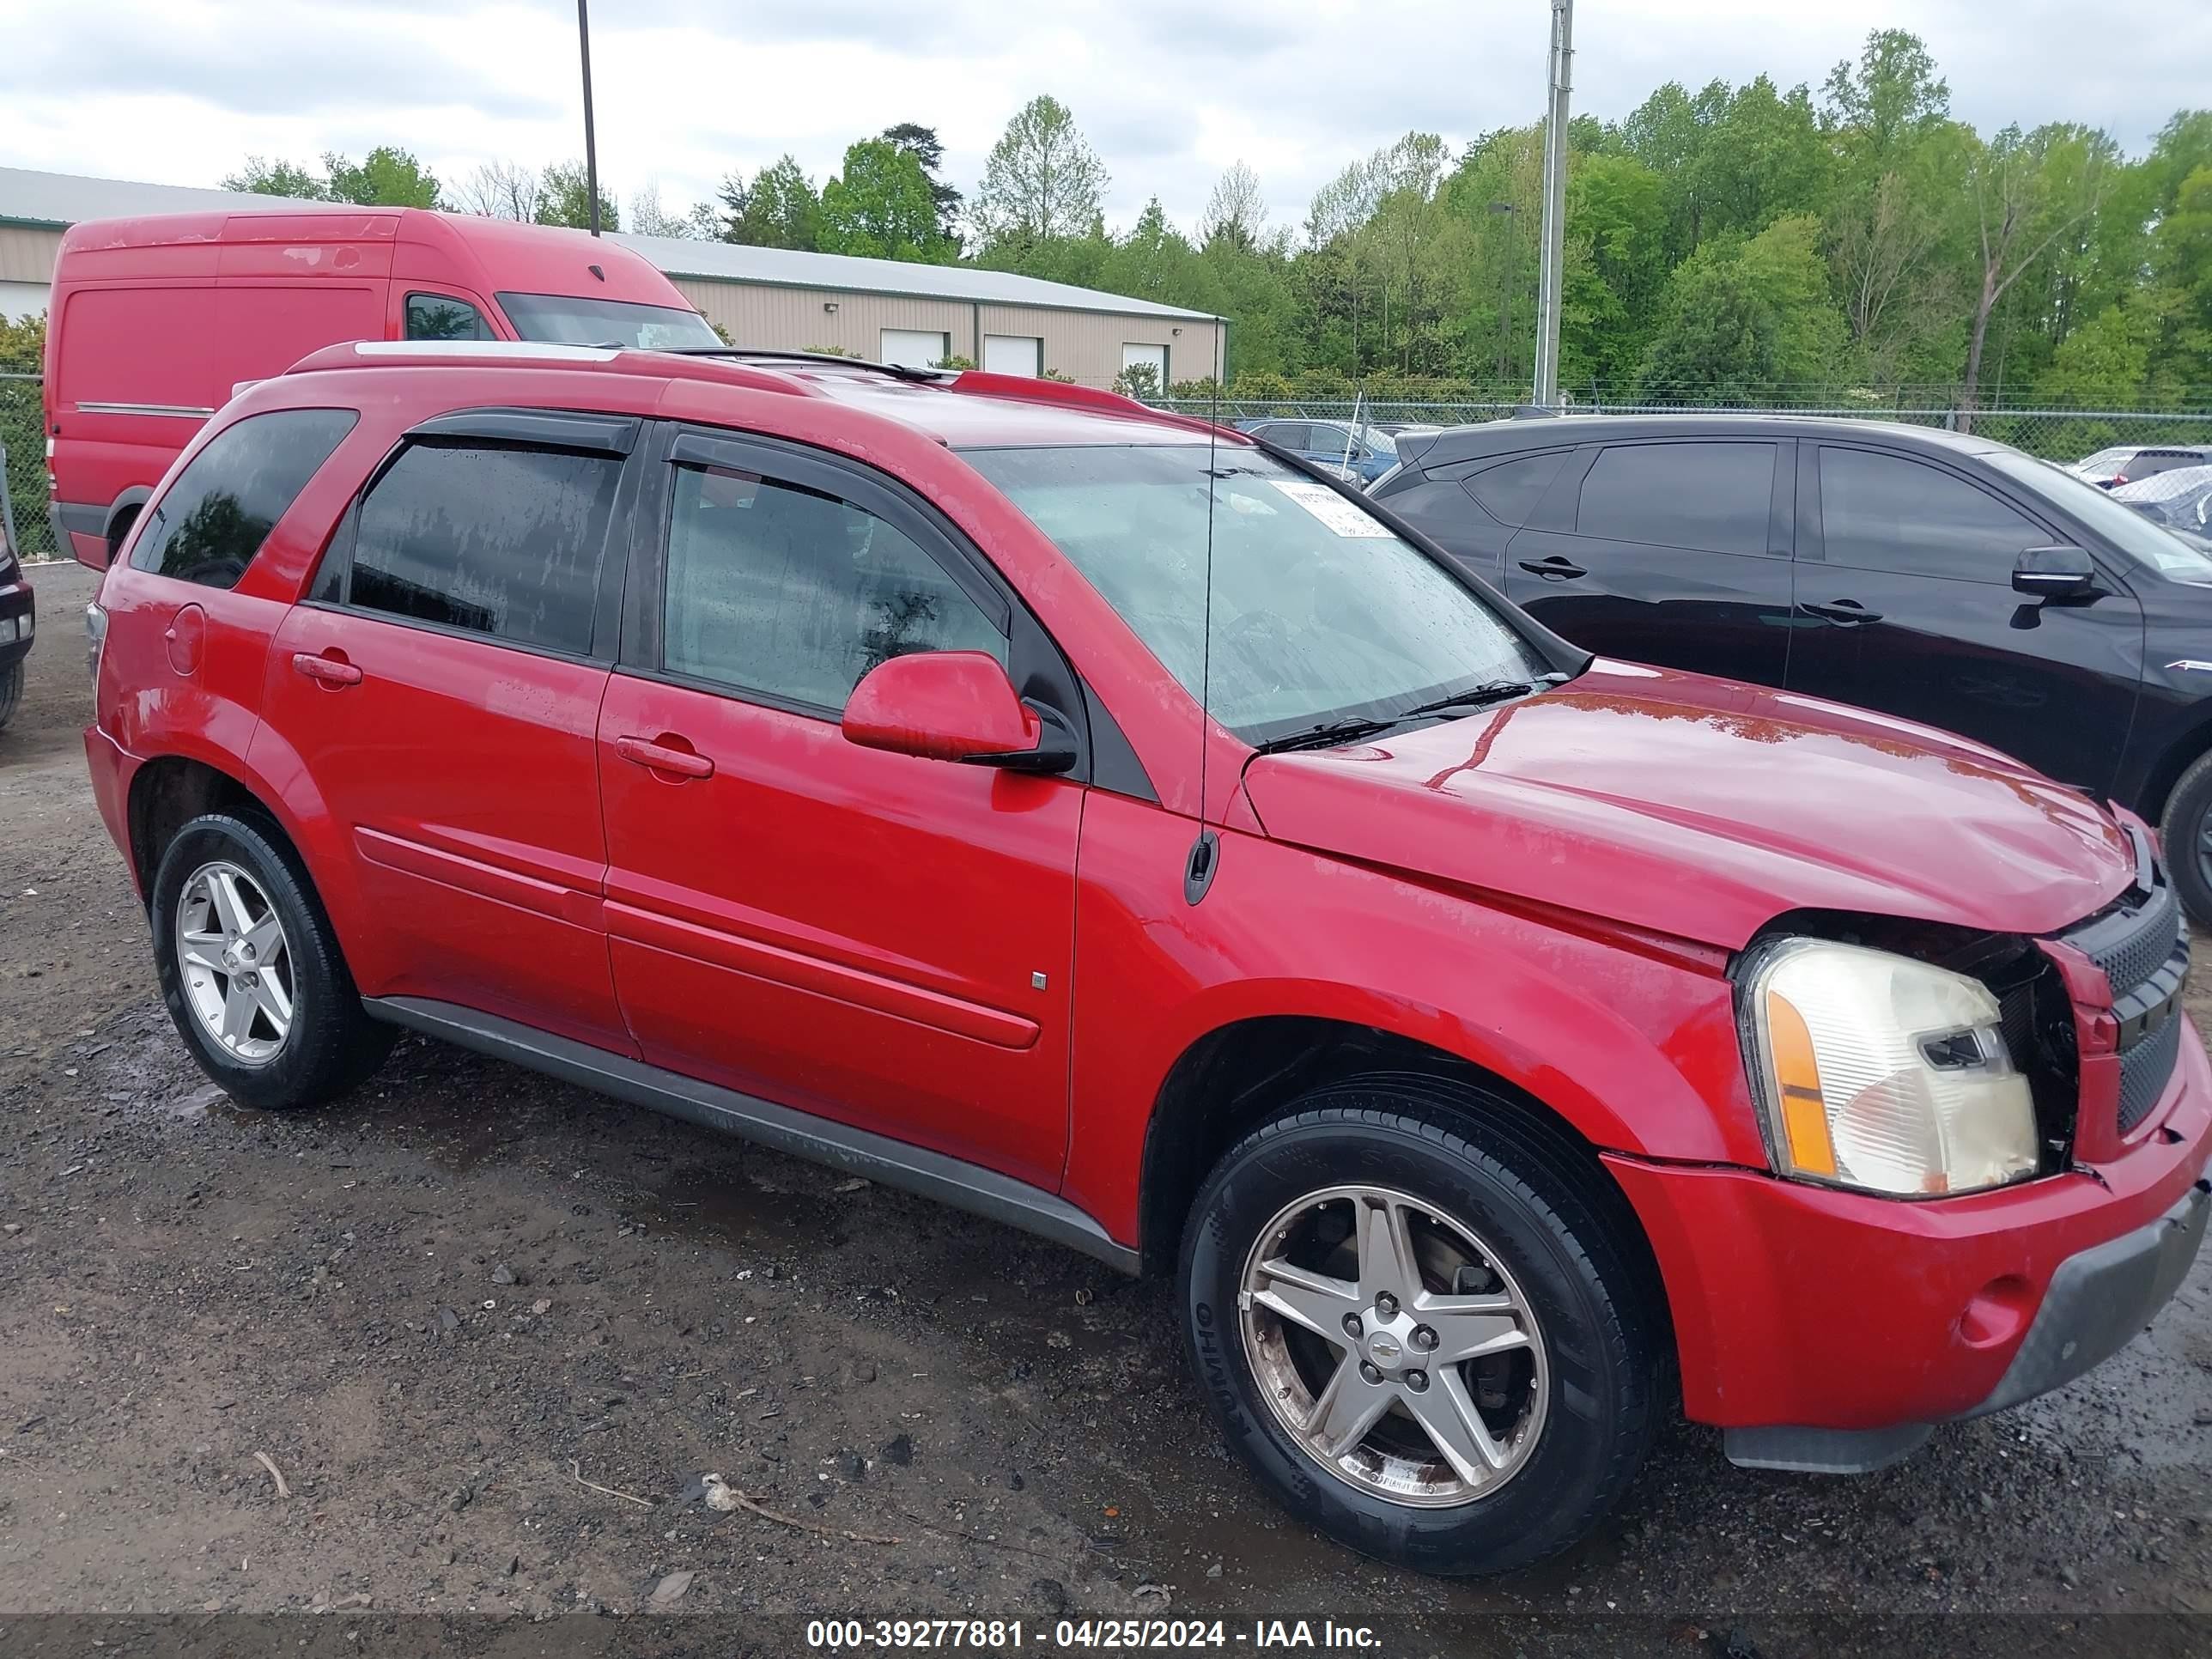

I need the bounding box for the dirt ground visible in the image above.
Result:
[2,557,2209,1653]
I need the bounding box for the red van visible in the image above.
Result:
[42,209,717,567]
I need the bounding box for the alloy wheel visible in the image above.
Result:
[174,860,295,1066]
[1239,1184,1547,1508]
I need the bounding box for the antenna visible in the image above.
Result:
[1184,331,1224,905]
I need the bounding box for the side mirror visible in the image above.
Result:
[2013,544,2097,599]
[842,651,1075,774]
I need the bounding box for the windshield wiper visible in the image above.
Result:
[1246,677,1565,757]
[1249,717,1400,756]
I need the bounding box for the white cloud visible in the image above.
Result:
[1,0,2204,238]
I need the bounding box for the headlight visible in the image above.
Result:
[1742,939,2039,1196]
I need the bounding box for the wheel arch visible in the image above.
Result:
[2130,707,2212,828]
[104,487,155,556]
[1133,1012,1668,1297]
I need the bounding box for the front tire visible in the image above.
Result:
[1179,1075,1659,1577]
[149,811,392,1109]
[0,659,21,732]
[2160,750,2212,927]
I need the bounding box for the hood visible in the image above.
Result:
[1240,660,2134,950]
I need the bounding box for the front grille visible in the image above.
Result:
[2058,842,2191,1135]
[2118,1010,2185,1134]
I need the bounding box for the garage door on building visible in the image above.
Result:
[880,329,951,368]
[1120,342,1169,386]
[983,335,1042,377]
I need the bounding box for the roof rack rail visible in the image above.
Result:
[659,346,952,384]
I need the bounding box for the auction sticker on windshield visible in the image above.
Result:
[1267,479,1394,537]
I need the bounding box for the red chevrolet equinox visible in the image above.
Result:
[83,342,2212,1577]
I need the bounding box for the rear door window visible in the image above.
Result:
[1818,447,2041,582]
[1575,441,1776,555]
[1256,423,1310,451]
[132,408,358,588]
[338,441,622,655]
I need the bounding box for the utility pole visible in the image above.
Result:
[577,0,602,236]
[1533,0,1572,406]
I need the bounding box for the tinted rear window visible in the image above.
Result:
[1463,452,1568,526]
[132,409,357,588]
[343,441,621,655]
[1576,442,1775,555]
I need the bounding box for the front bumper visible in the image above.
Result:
[0,574,32,672]
[1606,1017,2212,1460]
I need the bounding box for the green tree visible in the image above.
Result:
[1960,124,2116,427]
[537,161,619,233]
[221,157,331,200]
[818,141,955,262]
[879,123,963,245]
[1558,153,1668,392]
[717,156,821,250]
[323,147,441,209]
[974,95,1109,251]
[1636,215,1843,399]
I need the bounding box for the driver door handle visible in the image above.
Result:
[1805,599,1882,626]
[1518,556,1587,580]
[615,736,715,780]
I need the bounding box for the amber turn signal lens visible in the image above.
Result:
[1765,988,1838,1177]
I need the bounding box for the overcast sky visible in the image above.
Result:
[3,1,2205,237]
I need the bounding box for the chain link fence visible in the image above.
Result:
[1146,395,2212,466]
[0,371,52,561]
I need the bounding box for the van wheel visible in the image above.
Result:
[2160,750,2212,928]
[0,659,21,732]
[149,811,392,1110]
[106,506,140,563]
[1179,1075,1658,1577]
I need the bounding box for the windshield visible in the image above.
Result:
[495,292,720,350]
[1987,449,2212,579]
[2069,447,2130,473]
[963,444,1548,744]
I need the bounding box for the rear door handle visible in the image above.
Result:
[1804,599,1882,626]
[615,736,714,780]
[291,652,362,687]
[1517,556,1587,580]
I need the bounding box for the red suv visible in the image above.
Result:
[84,343,2212,1577]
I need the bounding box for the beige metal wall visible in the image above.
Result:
[672,276,1222,389]
[0,223,64,287]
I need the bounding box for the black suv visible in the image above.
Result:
[0,507,31,732]
[1370,415,2212,922]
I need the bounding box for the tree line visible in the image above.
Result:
[219,29,2212,416]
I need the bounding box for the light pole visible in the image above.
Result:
[577,0,602,236]
[1533,0,1572,406]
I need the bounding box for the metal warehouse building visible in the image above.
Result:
[0,166,1224,389]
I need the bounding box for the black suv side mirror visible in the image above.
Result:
[2013,545,2098,599]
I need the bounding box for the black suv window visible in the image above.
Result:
[1819,447,2039,582]
[343,441,621,655]
[1576,441,1775,556]
[2130,450,2209,480]
[132,409,358,589]
[661,463,1005,713]
[1465,452,1569,526]
[405,294,494,341]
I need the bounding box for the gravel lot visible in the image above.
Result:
[2,557,2209,1651]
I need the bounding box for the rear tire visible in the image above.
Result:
[0,659,21,732]
[2159,750,2212,928]
[1179,1074,1659,1577]
[149,811,392,1109]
